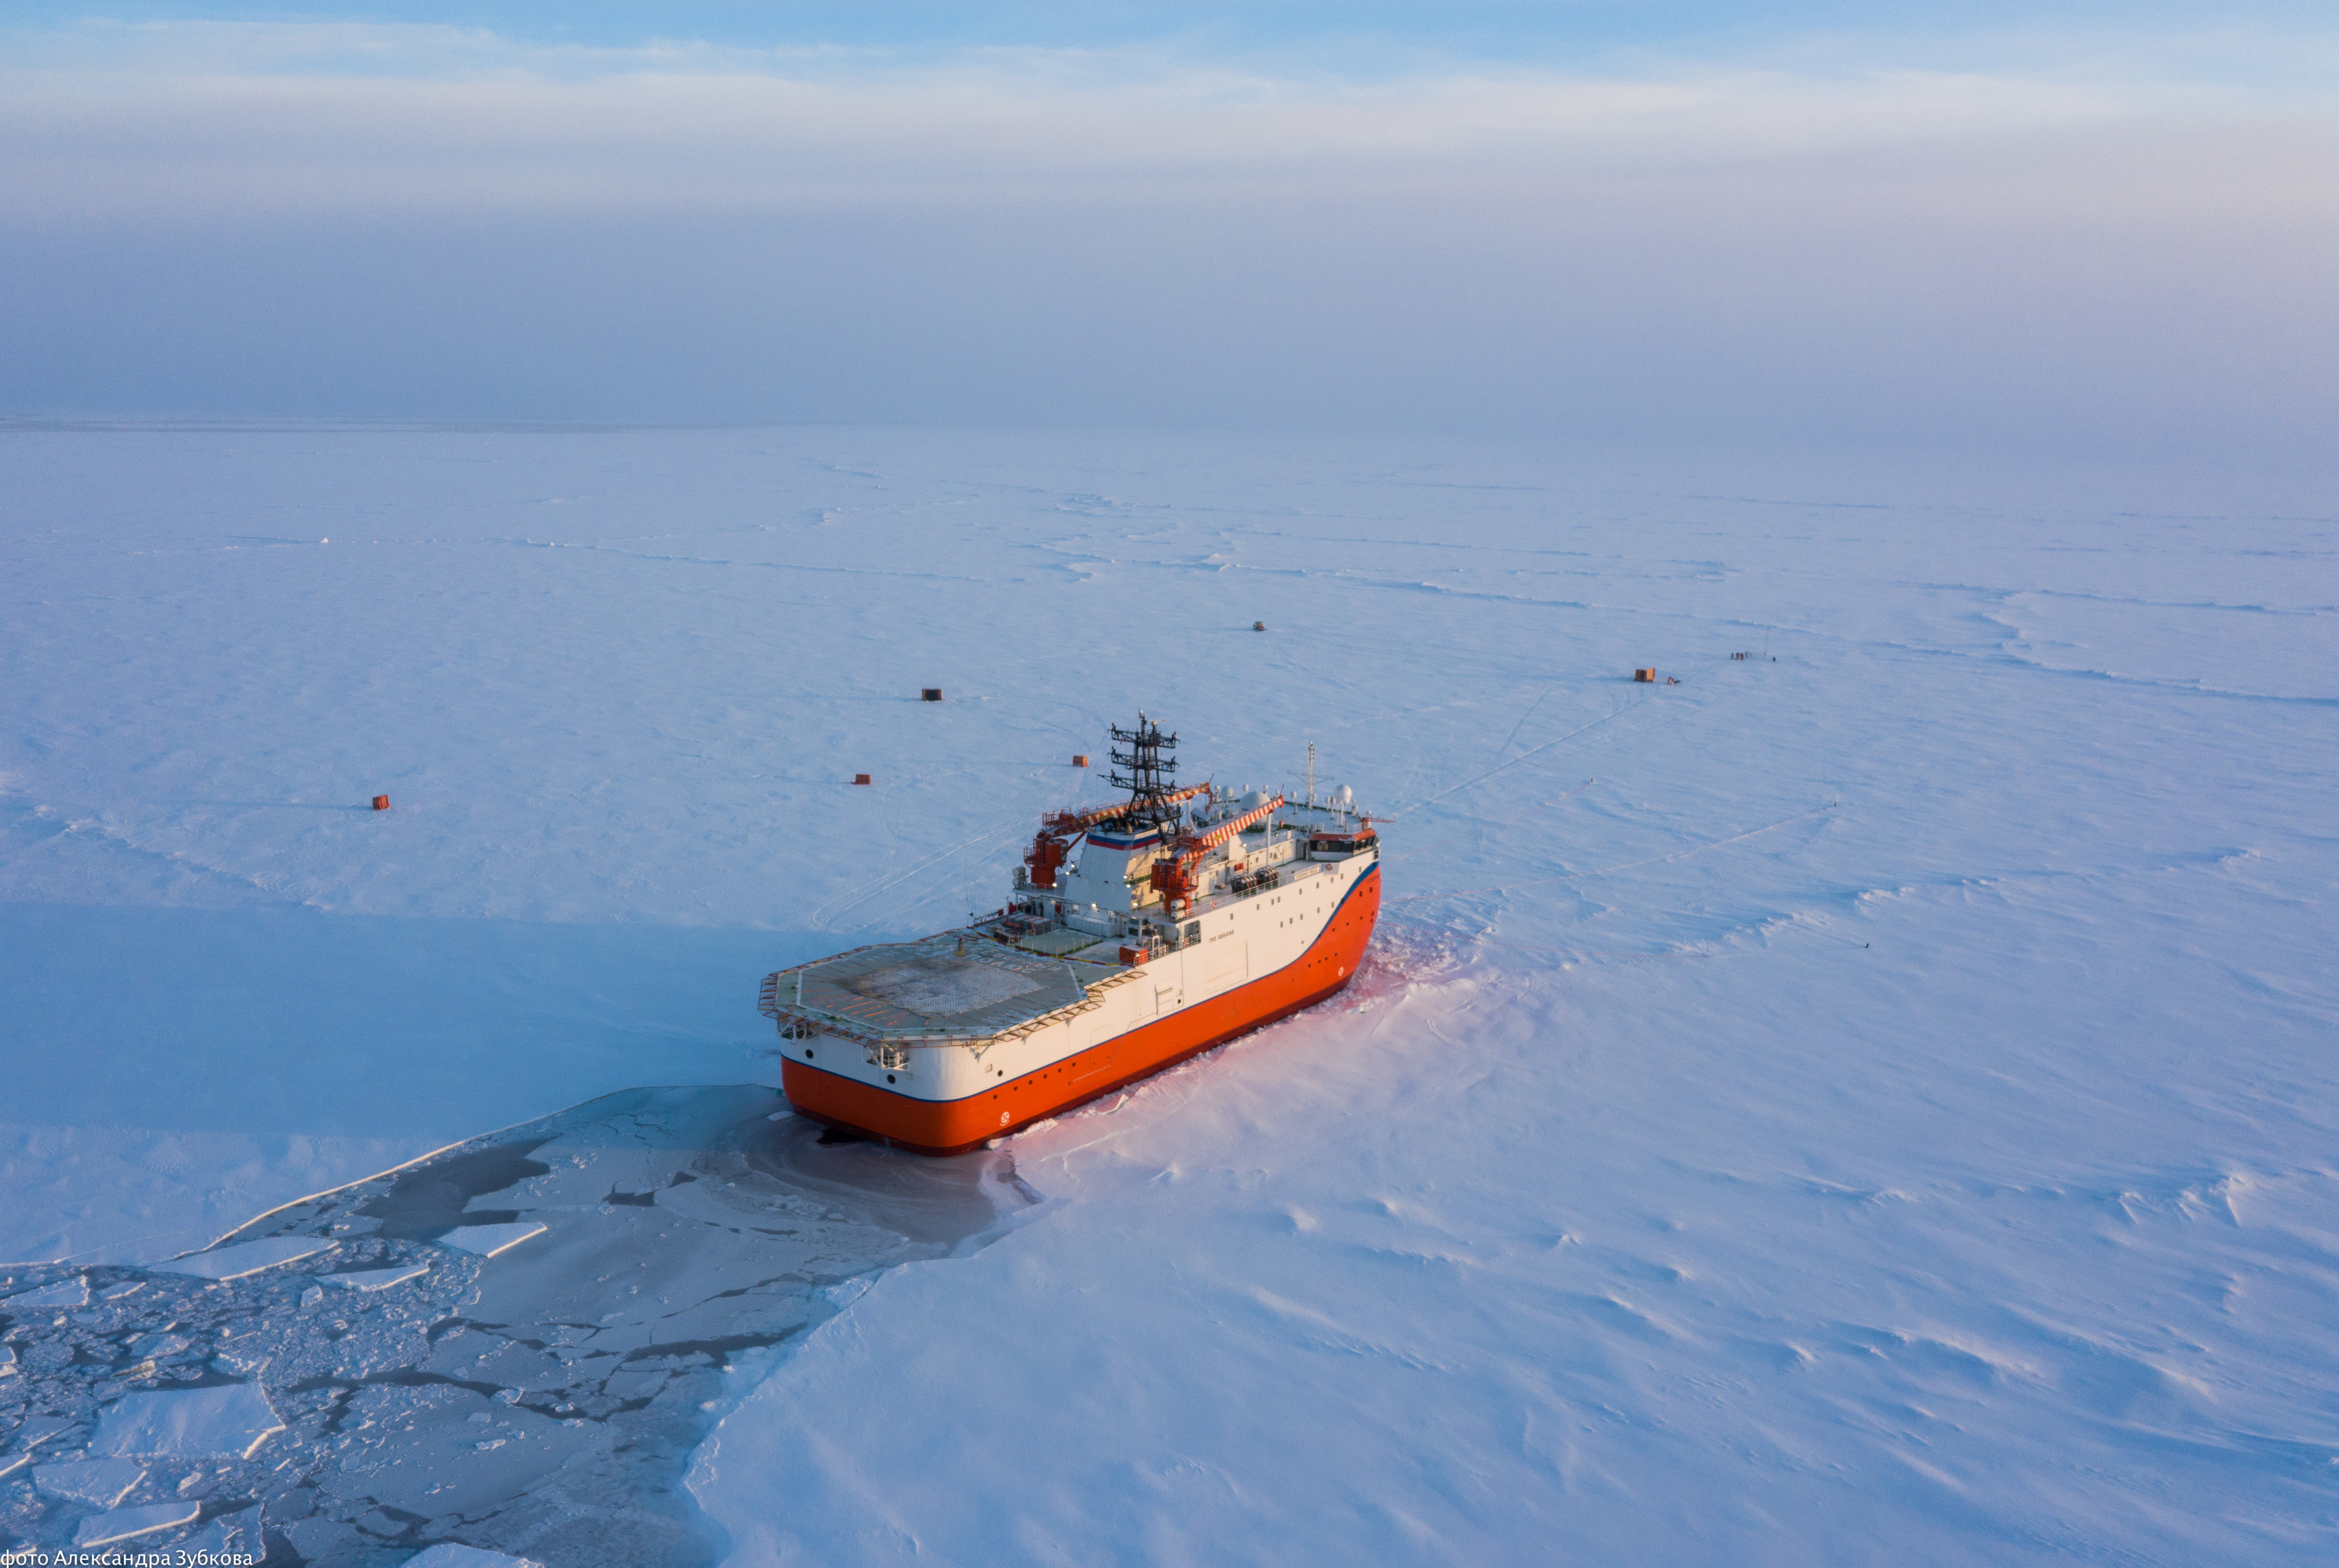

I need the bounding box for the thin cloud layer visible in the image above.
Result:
[2,19,2322,214]
[3,17,2334,452]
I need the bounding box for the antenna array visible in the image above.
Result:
[1107,711,1184,837]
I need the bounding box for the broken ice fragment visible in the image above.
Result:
[150,1235,336,1281]
[35,1457,146,1507]
[439,1222,547,1258]
[92,1383,286,1460]
[2,1276,88,1308]
[175,1510,263,1562]
[1,1342,14,1376]
[211,1343,271,1376]
[2,1416,74,1478]
[405,1543,545,1568]
[73,1501,202,1548]
[318,1263,430,1291]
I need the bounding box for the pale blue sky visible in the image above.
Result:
[3,4,2333,451]
[10,2,2334,57]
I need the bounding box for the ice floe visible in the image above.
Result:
[316,1263,430,1291]
[91,1383,285,1460]
[436,1222,546,1258]
[174,1510,266,1562]
[151,1235,336,1281]
[73,1500,202,1547]
[405,1545,544,1568]
[2,1276,87,1309]
[0,1416,74,1480]
[34,1456,145,1506]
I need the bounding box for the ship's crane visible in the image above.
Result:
[1023,783,1212,889]
[1150,793,1285,914]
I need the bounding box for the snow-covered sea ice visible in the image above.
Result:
[3,427,2334,1565]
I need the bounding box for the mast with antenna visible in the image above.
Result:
[1107,712,1183,838]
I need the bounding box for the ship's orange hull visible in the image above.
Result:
[783,863,1381,1155]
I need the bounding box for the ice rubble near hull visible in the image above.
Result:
[0,1087,1032,1566]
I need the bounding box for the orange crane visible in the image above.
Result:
[1023,783,1212,888]
[1150,794,1286,914]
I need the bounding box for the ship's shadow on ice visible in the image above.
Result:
[0,1085,1035,1568]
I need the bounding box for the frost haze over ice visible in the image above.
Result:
[2,426,2335,1565]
